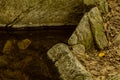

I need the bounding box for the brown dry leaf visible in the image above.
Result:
[108,71,118,76]
[116,50,120,56]
[90,70,100,76]
[89,61,98,65]
[17,39,31,50]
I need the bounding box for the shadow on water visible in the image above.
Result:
[0,25,76,80]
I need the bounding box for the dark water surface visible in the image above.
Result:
[0,25,76,80]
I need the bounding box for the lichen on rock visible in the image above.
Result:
[47,43,93,80]
[68,13,94,50]
[88,7,108,50]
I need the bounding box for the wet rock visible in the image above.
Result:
[0,55,8,67]
[88,7,108,50]
[3,40,15,54]
[47,43,93,80]
[107,74,120,80]
[70,44,85,55]
[68,13,93,50]
[17,38,31,50]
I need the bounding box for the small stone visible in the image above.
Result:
[2,40,14,54]
[47,43,71,62]
[70,44,87,60]
[17,38,31,50]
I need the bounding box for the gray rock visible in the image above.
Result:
[47,43,93,80]
[88,7,108,50]
[71,44,85,55]
[47,43,71,62]
[70,44,87,60]
[68,7,108,50]
[83,0,108,13]
[68,13,94,50]
[107,74,120,80]
[0,0,84,27]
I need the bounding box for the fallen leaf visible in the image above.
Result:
[98,52,105,57]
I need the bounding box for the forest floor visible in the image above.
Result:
[83,0,120,80]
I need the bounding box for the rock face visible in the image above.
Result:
[70,44,85,57]
[68,7,108,50]
[0,0,84,27]
[3,40,15,54]
[70,44,87,62]
[47,43,93,80]
[68,13,94,50]
[88,7,108,49]
[0,0,108,27]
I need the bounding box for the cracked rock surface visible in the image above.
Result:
[0,0,84,27]
[47,43,93,80]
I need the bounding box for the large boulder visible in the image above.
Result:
[70,44,88,62]
[47,43,93,80]
[88,7,108,49]
[68,13,94,50]
[68,7,108,50]
[0,0,108,27]
[0,0,84,27]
